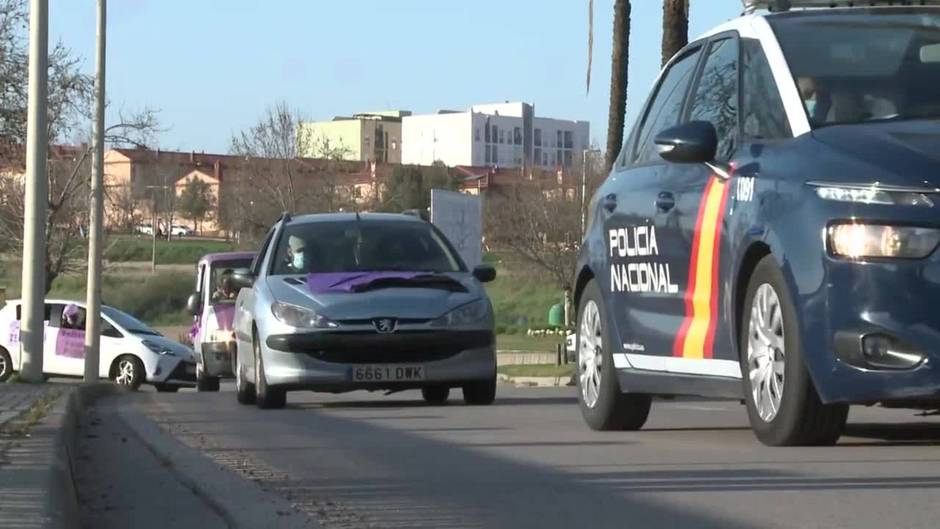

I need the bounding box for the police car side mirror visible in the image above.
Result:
[655,121,718,165]
[230,268,255,290]
[185,293,201,316]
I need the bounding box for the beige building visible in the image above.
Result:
[299,111,410,164]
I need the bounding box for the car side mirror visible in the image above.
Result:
[472,264,496,283]
[185,293,201,316]
[655,121,719,164]
[230,268,255,290]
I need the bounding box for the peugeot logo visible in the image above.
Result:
[373,318,398,334]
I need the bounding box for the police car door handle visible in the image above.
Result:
[602,194,617,213]
[655,191,676,212]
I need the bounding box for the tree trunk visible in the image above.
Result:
[605,0,631,172]
[662,0,689,67]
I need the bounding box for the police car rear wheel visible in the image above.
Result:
[0,348,12,383]
[577,280,651,431]
[740,257,848,446]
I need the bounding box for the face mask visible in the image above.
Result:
[291,253,304,270]
[806,99,817,117]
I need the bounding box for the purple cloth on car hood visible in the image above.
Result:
[306,272,424,294]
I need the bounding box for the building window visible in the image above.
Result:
[513,127,522,145]
[564,150,573,167]
[556,149,563,166]
[564,130,573,149]
[492,146,498,165]
[498,129,504,144]
[534,147,542,165]
[543,152,548,165]
[534,128,542,146]
[475,128,481,142]
[484,122,491,143]
[556,130,563,148]
[485,145,491,164]
[491,125,497,143]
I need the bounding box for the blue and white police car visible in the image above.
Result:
[574,0,940,446]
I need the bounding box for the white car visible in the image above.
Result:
[0,299,196,391]
[170,225,194,237]
[136,224,154,236]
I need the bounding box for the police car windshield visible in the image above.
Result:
[270,220,465,276]
[770,9,940,127]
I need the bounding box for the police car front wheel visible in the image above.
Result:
[577,280,651,431]
[739,256,848,446]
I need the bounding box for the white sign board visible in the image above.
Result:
[430,189,483,268]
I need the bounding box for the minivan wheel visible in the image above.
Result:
[254,339,286,409]
[740,256,848,446]
[235,348,255,405]
[577,280,651,431]
[196,364,220,392]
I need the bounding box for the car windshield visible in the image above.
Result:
[270,220,465,276]
[101,306,160,336]
[770,9,940,127]
[209,259,252,305]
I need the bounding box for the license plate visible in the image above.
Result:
[352,365,425,382]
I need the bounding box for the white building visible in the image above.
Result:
[401,102,590,169]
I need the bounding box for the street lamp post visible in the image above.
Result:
[19,0,50,383]
[83,0,106,382]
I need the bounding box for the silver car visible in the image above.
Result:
[231,212,498,409]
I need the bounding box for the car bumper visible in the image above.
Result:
[149,358,197,386]
[200,342,236,377]
[261,330,496,390]
[801,256,940,405]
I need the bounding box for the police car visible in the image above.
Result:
[573,0,940,446]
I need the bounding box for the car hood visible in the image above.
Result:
[811,121,940,188]
[265,274,487,320]
[138,333,195,360]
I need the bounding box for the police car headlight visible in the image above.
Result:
[271,302,337,329]
[828,223,940,259]
[814,185,934,207]
[431,299,490,327]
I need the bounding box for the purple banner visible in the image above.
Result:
[213,304,236,330]
[55,328,85,359]
[306,272,423,294]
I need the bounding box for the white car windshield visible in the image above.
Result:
[771,9,940,127]
[101,306,160,336]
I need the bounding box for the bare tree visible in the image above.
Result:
[662,0,689,67]
[486,182,581,289]
[606,0,632,171]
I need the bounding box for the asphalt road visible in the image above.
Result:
[80,384,940,529]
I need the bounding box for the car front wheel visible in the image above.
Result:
[235,347,255,405]
[740,256,848,446]
[254,339,286,409]
[577,280,651,431]
[0,347,12,383]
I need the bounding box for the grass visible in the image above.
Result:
[497,364,576,378]
[103,236,237,265]
[496,334,563,353]
[484,254,565,334]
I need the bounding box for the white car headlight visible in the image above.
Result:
[431,299,490,327]
[828,223,940,259]
[271,302,337,329]
[812,184,934,207]
[142,339,178,356]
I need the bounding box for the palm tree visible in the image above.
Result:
[605,0,631,171]
[662,0,690,67]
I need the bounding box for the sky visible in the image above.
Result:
[50,1,744,154]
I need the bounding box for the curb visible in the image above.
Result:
[498,374,576,388]
[47,383,119,529]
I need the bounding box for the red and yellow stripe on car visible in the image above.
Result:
[673,176,731,360]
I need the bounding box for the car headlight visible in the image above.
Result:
[828,223,940,259]
[142,339,178,356]
[812,184,934,207]
[271,302,337,329]
[431,299,490,327]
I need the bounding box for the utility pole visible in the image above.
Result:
[19,0,49,383]
[84,0,106,382]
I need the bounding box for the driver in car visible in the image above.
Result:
[287,235,307,274]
